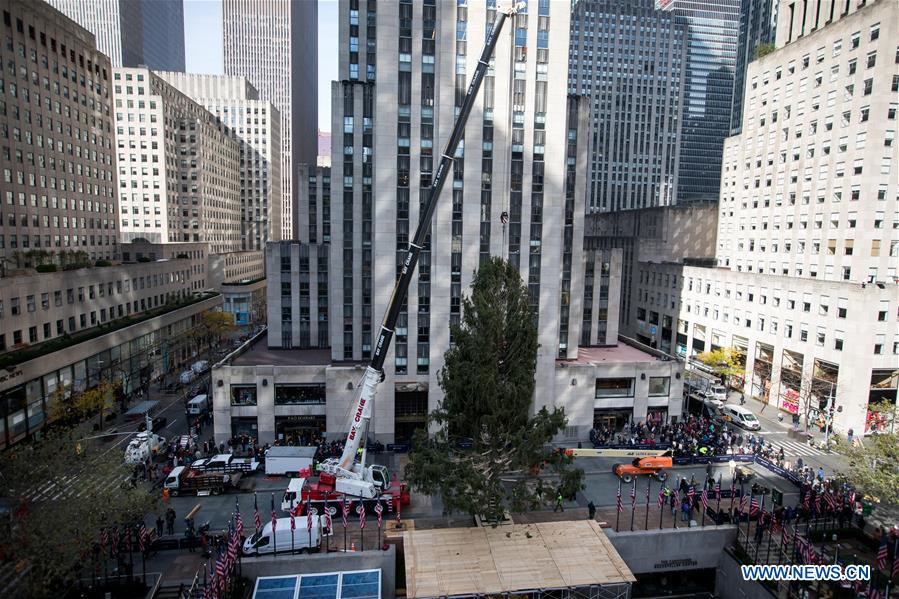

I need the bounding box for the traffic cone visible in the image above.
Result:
[351,542,356,552]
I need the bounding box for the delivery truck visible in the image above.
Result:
[264,446,317,476]
[163,466,239,496]
[242,516,328,555]
[186,394,210,416]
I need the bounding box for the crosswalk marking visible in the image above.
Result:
[756,433,827,457]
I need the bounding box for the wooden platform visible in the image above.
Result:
[403,519,635,598]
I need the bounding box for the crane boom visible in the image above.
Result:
[329,5,520,475]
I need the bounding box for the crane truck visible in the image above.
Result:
[316,3,525,509]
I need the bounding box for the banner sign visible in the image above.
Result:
[570,448,671,458]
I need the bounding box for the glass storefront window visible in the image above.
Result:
[595,378,635,398]
[231,385,257,406]
[274,384,326,405]
[648,377,670,397]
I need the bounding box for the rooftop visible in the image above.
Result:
[403,520,634,598]
[563,342,662,365]
[230,337,331,367]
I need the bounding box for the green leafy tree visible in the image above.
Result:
[696,347,745,383]
[0,428,157,597]
[405,257,584,523]
[833,410,899,504]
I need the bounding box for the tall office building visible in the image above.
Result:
[659,0,740,203]
[568,0,687,212]
[622,0,899,434]
[45,0,185,70]
[0,0,224,448]
[222,0,318,241]
[155,72,283,252]
[331,0,589,432]
[112,67,242,255]
[1,0,118,264]
[730,0,778,134]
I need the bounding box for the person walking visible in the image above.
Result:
[165,508,176,535]
[554,491,565,512]
[155,515,164,537]
[681,499,691,523]
[587,500,596,520]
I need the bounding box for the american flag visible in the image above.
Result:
[740,494,749,514]
[782,525,791,548]
[323,511,332,534]
[289,504,296,531]
[700,488,709,510]
[100,527,109,552]
[645,483,650,506]
[111,526,119,556]
[802,488,810,509]
[687,486,695,504]
[673,489,680,505]
[630,483,636,509]
[823,491,837,511]
[657,486,666,509]
[892,537,899,579]
[138,522,148,552]
[876,537,889,570]
[375,502,383,529]
[307,502,314,532]
[359,502,367,529]
[235,499,244,538]
[867,584,881,599]
[715,479,721,501]
[270,494,277,533]
[342,498,350,529]
[254,493,262,530]
[616,487,623,513]
[215,546,227,593]
[750,498,760,516]
[206,563,216,599]
[227,524,239,574]
[124,527,132,553]
[814,492,821,514]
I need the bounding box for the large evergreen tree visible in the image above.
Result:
[405,257,583,522]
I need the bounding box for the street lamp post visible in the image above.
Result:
[823,380,836,448]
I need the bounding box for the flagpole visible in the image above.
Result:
[659,487,664,530]
[755,495,765,561]
[644,478,650,531]
[716,475,722,526]
[271,493,277,557]
[615,479,622,532]
[308,500,312,552]
[630,478,636,532]
[746,490,754,548]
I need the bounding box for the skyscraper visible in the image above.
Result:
[659,0,740,203]
[222,0,318,241]
[155,72,284,251]
[331,0,588,435]
[45,0,185,70]
[568,0,687,212]
[730,0,778,134]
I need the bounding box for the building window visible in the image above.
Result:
[274,384,326,405]
[230,385,257,406]
[595,378,635,399]
[648,377,670,397]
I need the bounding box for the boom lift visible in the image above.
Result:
[319,3,525,501]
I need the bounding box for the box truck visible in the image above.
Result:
[264,446,316,476]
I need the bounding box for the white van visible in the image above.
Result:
[243,516,326,555]
[708,385,728,402]
[721,405,761,430]
[186,394,210,416]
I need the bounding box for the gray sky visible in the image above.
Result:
[183,0,338,133]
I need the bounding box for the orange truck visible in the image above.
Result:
[613,456,673,483]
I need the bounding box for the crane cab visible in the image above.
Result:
[369,464,389,489]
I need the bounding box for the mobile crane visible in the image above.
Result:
[318,3,525,503]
